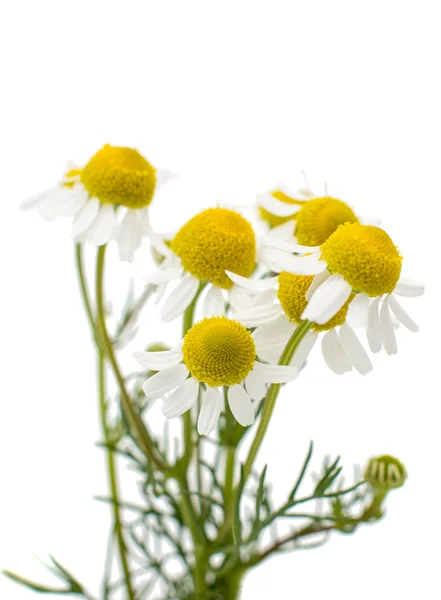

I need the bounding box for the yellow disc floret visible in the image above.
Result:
[295,197,359,246]
[171,208,256,289]
[80,144,156,209]
[259,190,306,228]
[182,317,256,387]
[277,272,353,331]
[321,223,402,297]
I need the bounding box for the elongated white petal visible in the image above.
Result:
[59,187,89,218]
[232,304,283,327]
[156,168,178,190]
[394,278,425,297]
[225,271,278,292]
[338,323,372,375]
[160,276,200,323]
[141,210,173,256]
[250,289,277,306]
[257,193,301,217]
[358,215,381,226]
[72,197,100,238]
[142,364,189,398]
[117,210,142,262]
[203,285,225,318]
[388,295,419,332]
[228,286,253,312]
[262,248,326,275]
[84,204,115,246]
[253,361,299,383]
[21,188,54,210]
[302,274,352,324]
[252,315,295,345]
[290,331,318,369]
[197,387,223,435]
[263,236,320,254]
[305,270,331,301]
[155,283,169,305]
[162,378,199,418]
[144,267,183,285]
[228,385,255,426]
[347,293,370,329]
[380,296,397,355]
[321,330,352,375]
[266,220,296,240]
[35,188,70,221]
[133,347,183,370]
[367,297,382,353]
[245,370,268,400]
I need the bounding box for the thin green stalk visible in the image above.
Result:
[98,351,135,600]
[95,245,169,471]
[74,244,135,600]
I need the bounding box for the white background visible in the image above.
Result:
[1,1,440,598]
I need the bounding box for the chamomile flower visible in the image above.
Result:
[228,270,373,375]
[134,316,298,435]
[21,144,174,261]
[144,208,272,322]
[258,181,379,246]
[252,223,424,358]
[364,455,407,490]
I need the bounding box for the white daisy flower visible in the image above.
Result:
[238,223,424,366]
[133,316,298,435]
[21,144,175,261]
[143,207,274,323]
[258,179,379,246]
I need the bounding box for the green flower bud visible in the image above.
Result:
[364,455,407,490]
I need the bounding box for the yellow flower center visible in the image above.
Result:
[321,223,402,297]
[295,197,359,246]
[277,272,353,331]
[80,144,156,209]
[182,317,256,387]
[364,455,407,490]
[63,167,82,188]
[259,190,306,228]
[171,208,256,289]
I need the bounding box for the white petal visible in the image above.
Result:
[252,361,299,383]
[394,278,425,298]
[358,215,381,226]
[156,168,178,190]
[144,267,183,285]
[321,329,353,375]
[252,315,295,345]
[84,204,115,246]
[21,188,53,210]
[228,286,253,312]
[250,289,277,306]
[305,270,331,302]
[162,378,199,418]
[117,210,142,262]
[225,270,278,292]
[347,293,370,329]
[72,198,100,238]
[197,387,223,435]
[266,220,296,240]
[141,210,173,256]
[142,364,189,398]
[263,236,320,254]
[155,283,169,305]
[160,276,200,323]
[262,248,326,275]
[302,274,352,324]
[388,295,419,332]
[232,304,283,327]
[380,297,397,355]
[290,331,318,369]
[228,385,255,426]
[367,297,383,353]
[58,187,89,218]
[257,193,301,217]
[35,188,69,221]
[203,285,225,318]
[245,370,268,400]
[133,347,183,370]
[338,323,372,375]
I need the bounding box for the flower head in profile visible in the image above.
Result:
[364,455,407,490]
[21,144,174,261]
[144,208,268,322]
[134,316,298,435]
[228,222,424,372]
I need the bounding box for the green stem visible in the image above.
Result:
[95,245,169,471]
[74,245,135,600]
[98,351,135,600]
